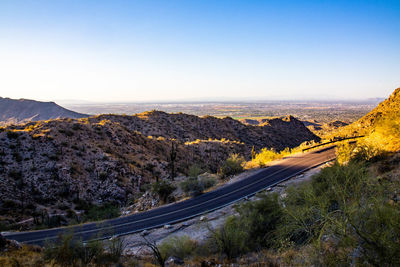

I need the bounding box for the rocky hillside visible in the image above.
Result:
[0,111,318,226]
[0,97,88,126]
[241,116,350,137]
[302,120,349,136]
[318,87,400,155]
[96,112,318,151]
[352,87,400,132]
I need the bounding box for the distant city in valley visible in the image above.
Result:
[63,99,382,124]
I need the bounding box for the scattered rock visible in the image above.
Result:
[140,230,149,236]
[201,259,216,267]
[163,224,172,229]
[200,216,207,221]
[166,256,184,265]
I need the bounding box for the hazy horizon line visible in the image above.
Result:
[1,95,385,105]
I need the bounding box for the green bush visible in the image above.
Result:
[187,164,203,178]
[159,235,198,260]
[180,176,216,196]
[236,193,283,249]
[73,200,120,222]
[43,233,125,266]
[254,148,288,167]
[208,193,283,259]
[218,154,245,179]
[180,177,203,196]
[209,216,248,259]
[152,181,176,203]
[209,156,400,265]
[276,160,400,265]
[84,203,120,221]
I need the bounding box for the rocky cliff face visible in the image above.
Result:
[0,97,88,125]
[0,111,318,225]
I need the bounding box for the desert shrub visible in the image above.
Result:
[276,159,400,265]
[43,233,124,266]
[187,164,203,177]
[255,148,283,166]
[208,216,248,259]
[250,147,293,168]
[180,176,216,196]
[277,162,369,246]
[72,123,81,131]
[201,175,217,189]
[98,172,108,180]
[218,154,245,178]
[6,130,19,139]
[152,181,176,203]
[180,177,203,196]
[84,203,120,221]
[159,235,198,259]
[65,130,74,137]
[46,215,67,228]
[335,141,356,165]
[43,233,85,266]
[206,193,283,259]
[236,193,283,249]
[0,245,44,267]
[96,237,126,264]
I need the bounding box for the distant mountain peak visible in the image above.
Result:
[0,97,88,126]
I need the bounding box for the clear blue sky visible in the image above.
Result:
[0,0,399,102]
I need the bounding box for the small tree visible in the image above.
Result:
[159,235,198,260]
[180,176,216,196]
[237,193,283,249]
[187,164,203,178]
[140,236,167,267]
[208,216,248,259]
[218,154,245,179]
[152,181,176,203]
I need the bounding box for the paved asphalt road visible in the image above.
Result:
[4,146,336,246]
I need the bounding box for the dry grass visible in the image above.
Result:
[0,245,45,267]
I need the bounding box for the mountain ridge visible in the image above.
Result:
[0,97,88,125]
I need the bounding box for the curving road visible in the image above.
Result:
[4,146,336,246]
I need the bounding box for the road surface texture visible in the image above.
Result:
[4,146,336,246]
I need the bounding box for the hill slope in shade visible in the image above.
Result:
[0,97,88,125]
[0,111,318,226]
